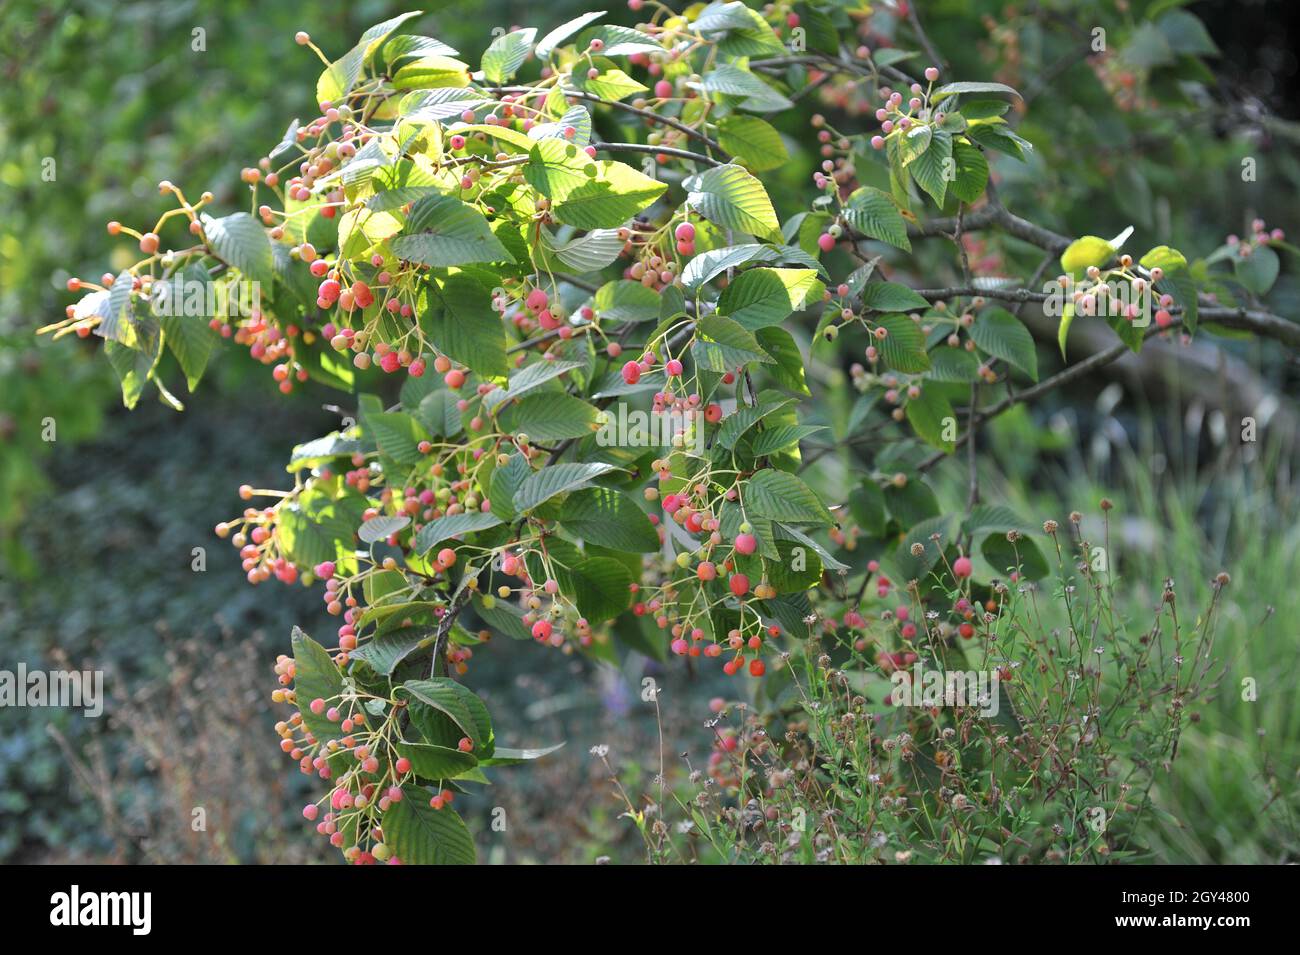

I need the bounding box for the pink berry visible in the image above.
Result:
[817,233,836,252]
[734,533,757,555]
[621,360,641,385]
[953,556,973,578]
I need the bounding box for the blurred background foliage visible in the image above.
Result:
[0,0,1296,862]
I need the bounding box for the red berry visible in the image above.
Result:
[734,533,757,556]
[621,360,641,385]
[729,574,750,597]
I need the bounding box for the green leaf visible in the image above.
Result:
[982,533,1049,580]
[536,11,606,59]
[965,122,1032,161]
[754,326,810,395]
[316,12,425,105]
[384,787,477,864]
[695,314,774,370]
[158,313,217,392]
[909,128,952,206]
[717,115,789,171]
[499,393,599,441]
[1234,245,1279,296]
[888,514,955,582]
[401,678,487,746]
[513,462,620,512]
[527,141,666,230]
[877,313,931,373]
[925,347,980,382]
[413,511,503,555]
[201,212,274,287]
[559,487,659,552]
[391,55,471,91]
[573,66,648,101]
[860,282,930,312]
[932,81,1022,100]
[567,556,633,623]
[717,398,796,449]
[394,740,478,779]
[1060,235,1115,275]
[487,359,584,408]
[488,452,531,522]
[744,469,834,525]
[392,194,514,267]
[949,140,989,203]
[970,307,1038,380]
[717,268,823,330]
[699,63,792,112]
[368,411,430,467]
[480,27,536,83]
[594,280,661,323]
[421,273,508,377]
[473,594,532,640]
[906,388,956,452]
[748,424,825,455]
[277,494,359,569]
[350,627,431,676]
[888,123,932,168]
[843,187,910,252]
[291,627,344,745]
[544,228,624,272]
[685,164,781,241]
[358,514,411,544]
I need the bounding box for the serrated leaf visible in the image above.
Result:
[744,468,833,525]
[499,392,599,441]
[481,27,536,83]
[350,626,431,676]
[413,511,503,555]
[594,279,660,323]
[567,556,632,623]
[877,313,931,373]
[860,282,930,312]
[513,461,620,512]
[844,187,910,252]
[393,194,514,267]
[909,128,952,206]
[559,487,659,552]
[421,273,508,377]
[686,164,781,241]
[291,628,344,745]
[949,140,989,203]
[536,11,607,58]
[906,388,956,452]
[970,307,1038,380]
[717,268,823,330]
[717,115,789,171]
[384,787,477,864]
[201,212,274,286]
[754,326,810,395]
[358,514,411,544]
[932,81,1022,100]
